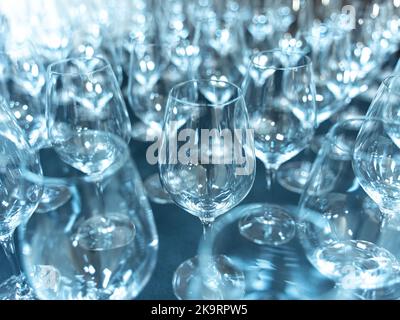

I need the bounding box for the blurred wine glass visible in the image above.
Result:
[299,118,400,299]
[0,100,43,300]
[46,56,131,177]
[238,49,316,246]
[0,41,47,150]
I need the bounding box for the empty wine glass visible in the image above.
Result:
[299,118,400,299]
[47,56,131,177]
[0,41,47,150]
[0,99,43,300]
[353,76,400,226]
[44,56,131,213]
[159,79,256,300]
[277,21,353,194]
[193,15,246,89]
[238,49,316,246]
[19,139,159,300]
[127,38,195,205]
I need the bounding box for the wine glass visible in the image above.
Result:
[44,56,131,213]
[277,21,353,194]
[299,118,400,299]
[127,39,195,205]
[193,15,246,89]
[19,138,159,300]
[0,41,47,150]
[46,56,131,176]
[159,79,256,300]
[238,49,316,246]
[0,99,43,300]
[354,76,400,224]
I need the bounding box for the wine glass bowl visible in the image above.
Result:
[19,140,158,300]
[299,118,400,298]
[47,56,131,178]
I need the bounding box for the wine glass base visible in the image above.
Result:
[172,255,245,300]
[238,204,296,246]
[277,161,312,194]
[144,174,173,205]
[0,274,35,300]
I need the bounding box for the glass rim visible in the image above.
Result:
[250,49,312,71]
[168,79,243,107]
[382,75,400,95]
[327,117,388,154]
[47,56,112,77]
[21,136,131,186]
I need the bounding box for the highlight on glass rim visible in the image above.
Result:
[0,0,399,307]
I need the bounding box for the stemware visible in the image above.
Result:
[159,79,256,300]
[193,15,245,89]
[354,76,400,225]
[127,41,172,204]
[299,118,400,299]
[46,56,131,177]
[0,100,43,300]
[44,56,131,213]
[238,49,316,246]
[0,41,47,150]
[19,139,159,300]
[277,21,353,194]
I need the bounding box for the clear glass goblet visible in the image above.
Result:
[299,118,400,299]
[0,100,43,300]
[159,79,256,300]
[238,49,316,246]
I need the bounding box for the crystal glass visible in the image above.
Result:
[46,56,131,177]
[193,16,246,89]
[0,41,47,150]
[354,76,400,224]
[299,118,400,299]
[127,40,192,205]
[0,100,43,300]
[238,49,316,246]
[277,22,353,194]
[159,79,256,299]
[19,139,158,300]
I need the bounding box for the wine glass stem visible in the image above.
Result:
[202,220,214,241]
[265,166,277,190]
[1,235,21,276]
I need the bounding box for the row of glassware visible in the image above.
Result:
[0,0,399,300]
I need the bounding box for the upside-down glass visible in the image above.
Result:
[238,50,316,246]
[159,79,256,300]
[299,118,400,299]
[0,100,43,300]
[19,139,158,300]
[0,41,47,150]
